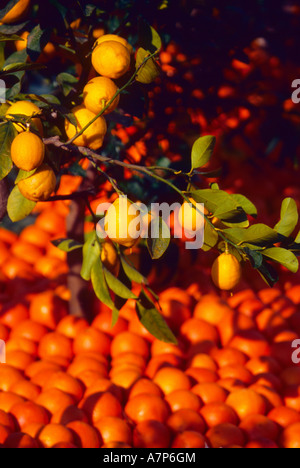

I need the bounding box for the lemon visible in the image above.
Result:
[18,164,56,202]
[92,41,131,80]
[83,77,120,115]
[0,0,31,24]
[65,105,107,150]
[104,198,141,248]
[211,252,242,291]
[11,131,45,172]
[94,34,133,54]
[6,101,43,135]
[178,198,205,233]
[101,241,120,276]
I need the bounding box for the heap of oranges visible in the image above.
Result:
[0,194,300,448]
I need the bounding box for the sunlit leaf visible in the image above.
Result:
[7,186,36,222]
[263,247,299,273]
[191,135,216,170]
[274,198,298,237]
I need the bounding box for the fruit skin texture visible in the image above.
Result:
[11,131,45,171]
[0,0,31,24]
[100,241,120,276]
[18,164,56,202]
[92,41,131,79]
[211,252,242,291]
[65,106,107,150]
[104,198,141,248]
[94,34,133,54]
[6,101,43,135]
[83,77,120,115]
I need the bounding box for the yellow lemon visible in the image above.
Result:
[211,252,242,291]
[18,164,56,202]
[104,198,141,248]
[65,105,107,150]
[94,34,133,54]
[6,101,43,135]
[83,77,120,115]
[11,131,45,171]
[101,241,120,276]
[0,0,31,24]
[92,41,131,80]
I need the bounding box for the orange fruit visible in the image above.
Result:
[0,409,16,431]
[0,228,18,245]
[200,403,239,428]
[6,350,35,371]
[185,368,218,384]
[218,378,246,393]
[268,406,300,428]
[129,378,162,399]
[102,442,132,448]
[165,390,202,413]
[0,365,24,392]
[65,105,107,150]
[51,405,88,425]
[226,389,267,420]
[95,417,132,446]
[151,339,185,358]
[0,303,29,329]
[217,311,256,346]
[92,308,128,337]
[57,315,89,338]
[68,356,108,378]
[280,423,300,448]
[4,433,39,449]
[2,257,34,280]
[36,389,75,416]
[206,423,245,448]
[112,352,146,371]
[246,356,281,375]
[188,354,218,372]
[83,379,123,402]
[38,332,73,361]
[0,392,26,412]
[0,0,31,24]
[110,368,141,390]
[34,256,68,279]
[6,100,43,134]
[18,164,56,202]
[245,439,278,449]
[76,370,108,388]
[211,347,248,368]
[92,41,131,79]
[29,291,67,330]
[83,77,120,115]
[180,318,219,344]
[10,380,40,400]
[104,198,141,248]
[10,241,43,265]
[42,372,84,403]
[145,354,183,379]
[73,327,111,356]
[111,331,149,359]
[229,330,271,358]
[125,394,170,424]
[218,365,253,384]
[35,210,65,235]
[167,409,206,434]
[80,392,122,424]
[133,421,171,449]
[6,337,38,357]
[192,383,228,404]
[10,401,49,430]
[38,423,75,448]
[25,360,62,379]
[172,431,206,448]
[66,421,100,448]
[239,414,279,442]
[22,423,44,439]
[0,323,9,341]
[11,131,45,171]
[211,252,242,291]
[0,424,11,445]
[0,241,10,266]
[153,368,191,395]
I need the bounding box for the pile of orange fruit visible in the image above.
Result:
[0,194,300,448]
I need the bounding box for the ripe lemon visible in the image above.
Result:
[104,198,141,248]
[211,252,242,291]
[18,164,56,202]
[178,198,205,233]
[92,41,131,80]
[65,105,107,150]
[0,0,31,24]
[6,101,43,135]
[94,34,133,54]
[11,131,45,172]
[83,77,120,115]
[101,241,120,276]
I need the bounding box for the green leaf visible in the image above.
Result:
[257,261,279,288]
[0,33,23,42]
[274,198,298,237]
[231,194,258,218]
[56,73,78,97]
[81,231,100,281]
[190,189,247,222]
[121,256,147,285]
[91,259,114,309]
[138,20,162,53]
[51,239,83,253]
[136,48,160,85]
[0,62,45,76]
[27,25,50,62]
[224,224,280,247]
[244,247,263,269]
[191,135,216,170]
[7,186,36,222]
[15,168,37,184]
[263,247,299,273]
[202,222,219,251]
[136,291,177,344]
[147,217,170,260]
[111,308,120,328]
[0,122,16,181]
[104,268,137,300]
[295,230,300,244]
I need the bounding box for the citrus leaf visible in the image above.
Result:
[7,185,36,222]
[274,198,298,237]
[231,194,258,218]
[0,0,19,21]
[15,168,37,184]
[224,224,280,247]
[295,230,300,244]
[27,25,51,62]
[244,247,263,269]
[191,135,216,170]
[111,308,120,328]
[91,259,114,309]
[0,121,16,181]
[202,222,219,251]
[257,261,279,288]
[121,256,147,285]
[190,189,241,220]
[138,20,162,53]
[136,48,160,84]
[104,268,138,300]
[0,33,23,42]
[0,62,45,76]
[80,231,100,281]
[263,247,299,273]
[51,238,83,253]
[147,217,170,260]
